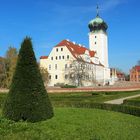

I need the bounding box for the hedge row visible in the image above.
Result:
[61,84,77,88]
[123,99,140,107]
[52,101,140,117]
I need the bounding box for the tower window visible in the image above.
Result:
[59,56,61,59]
[51,57,53,60]
[56,56,58,60]
[62,56,64,59]
[61,48,63,51]
[56,48,58,52]
[55,64,57,70]
[49,65,51,70]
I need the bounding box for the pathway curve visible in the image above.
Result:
[104,94,140,104]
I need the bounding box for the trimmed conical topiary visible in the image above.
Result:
[2,37,53,122]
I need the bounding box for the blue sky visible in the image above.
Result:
[0,0,140,73]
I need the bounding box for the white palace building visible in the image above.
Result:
[40,9,112,87]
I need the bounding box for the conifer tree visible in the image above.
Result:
[3,37,53,122]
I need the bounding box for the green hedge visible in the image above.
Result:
[123,99,140,107]
[52,101,140,117]
[61,84,77,88]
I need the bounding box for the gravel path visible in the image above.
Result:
[104,94,140,105]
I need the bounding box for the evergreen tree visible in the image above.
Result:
[2,37,53,122]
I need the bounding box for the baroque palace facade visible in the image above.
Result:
[40,11,111,86]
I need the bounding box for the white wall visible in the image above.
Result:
[89,31,109,68]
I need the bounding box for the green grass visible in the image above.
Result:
[0,107,140,140]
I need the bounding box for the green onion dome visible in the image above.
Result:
[88,16,108,33]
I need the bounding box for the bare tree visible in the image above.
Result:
[40,67,50,87]
[5,47,18,88]
[66,59,86,87]
[0,57,7,87]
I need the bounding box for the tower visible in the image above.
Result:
[88,5,109,68]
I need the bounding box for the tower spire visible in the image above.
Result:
[96,4,99,17]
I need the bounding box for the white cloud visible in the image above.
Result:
[100,0,127,11]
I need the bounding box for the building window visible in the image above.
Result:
[55,64,57,70]
[65,75,68,79]
[61,48,63,51]
[67,55,69,59]
[65,64,67,69]
[55,75,58,79]
[49,65,51,70]
[59,56,61,59]
[70,64,72,68]
[49,75,51,79]
[95,36,97,38]
[62,56,64,59]
[56,48,58,52]
[95,42,96,44]
[56,56,58,60]
[51,57,53,60]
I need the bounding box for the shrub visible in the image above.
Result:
[52,101,140,117]
[2,37,53,122]
[61,84,77,88]
[123,98,140,107]
[54,83,64,87]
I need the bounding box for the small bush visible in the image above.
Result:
[54,83,64,87]
[123,98,140,107]
[61,84,77,88]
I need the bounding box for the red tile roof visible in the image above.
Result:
[40,40,104,67]
[40,56,48,59]
[135,66,140,71]
[55,40,96,59]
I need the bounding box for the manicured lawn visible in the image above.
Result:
[0,108,140,140]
